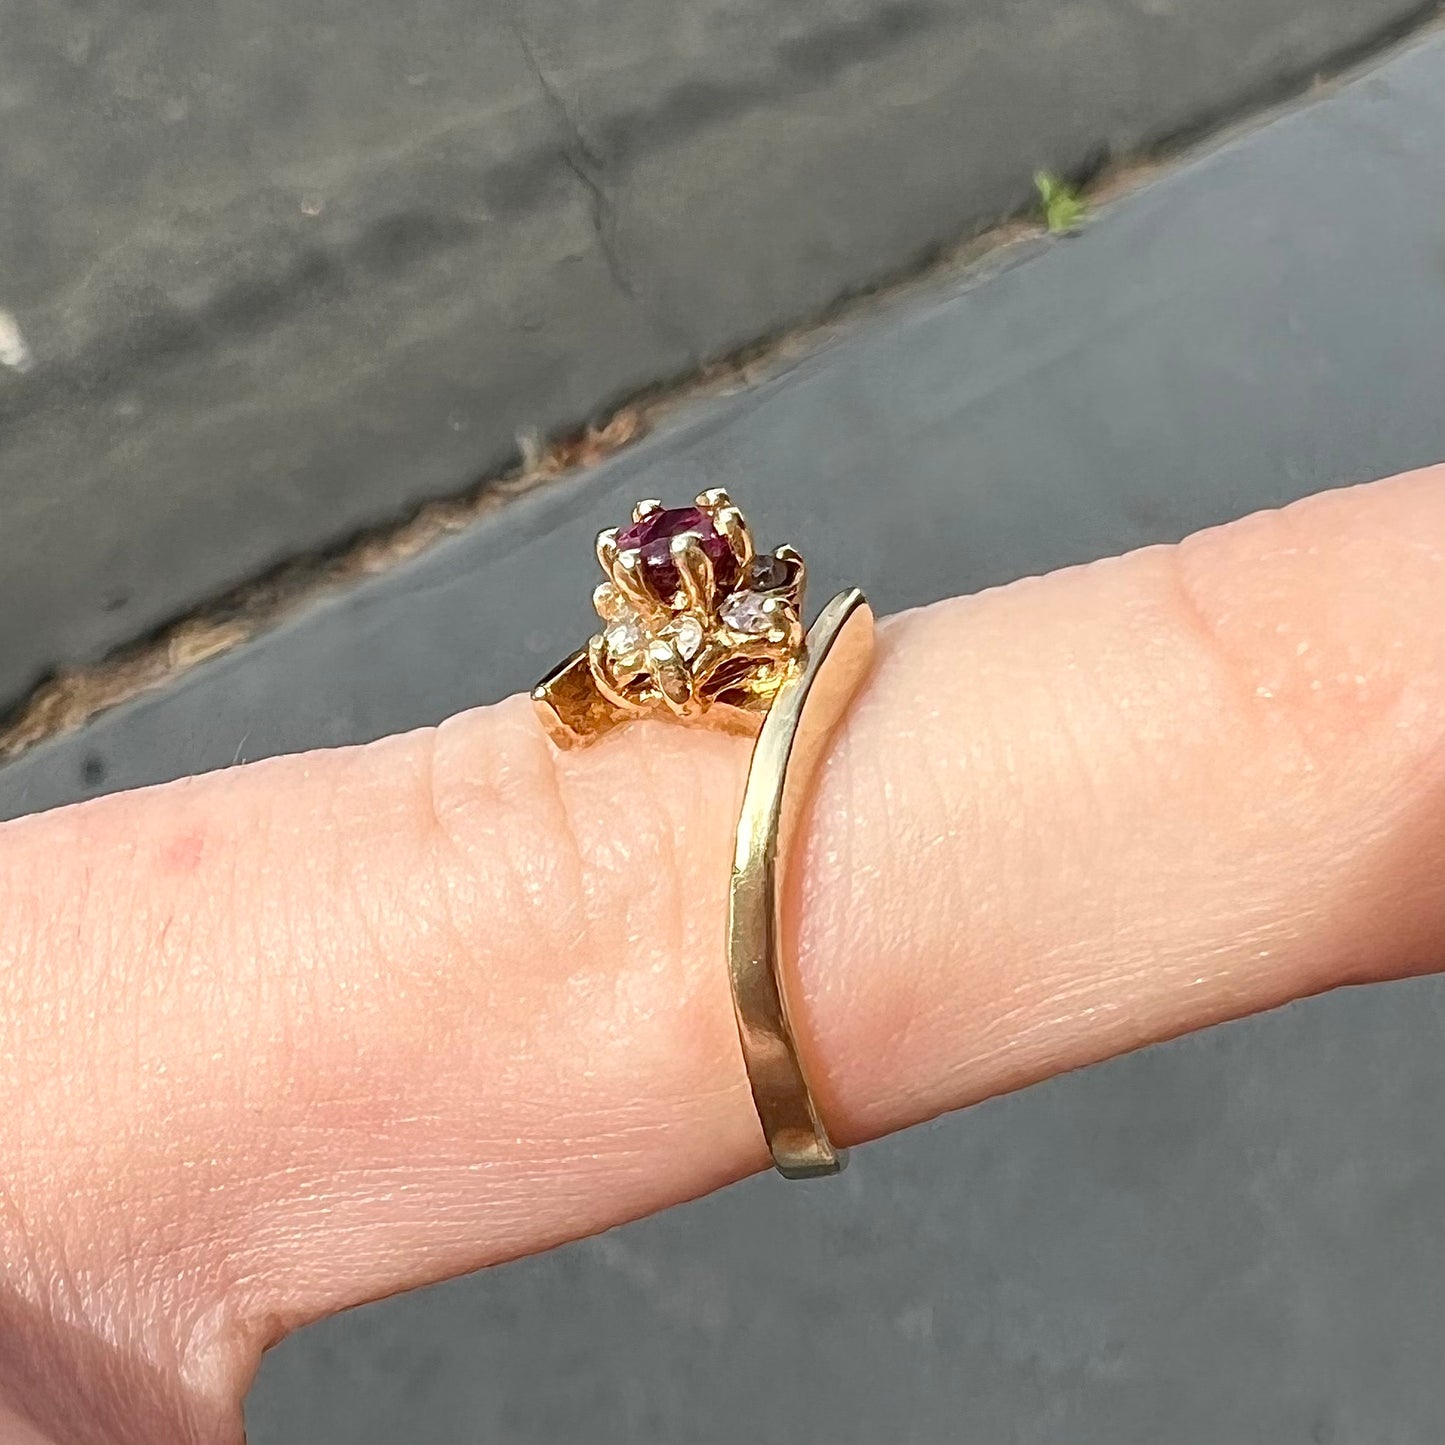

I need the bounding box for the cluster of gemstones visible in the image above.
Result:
[588,490,806,722]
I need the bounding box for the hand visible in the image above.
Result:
[2,469,1442,1444]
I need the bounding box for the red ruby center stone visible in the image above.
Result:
[615,506,740,597]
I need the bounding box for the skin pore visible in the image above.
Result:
[1,468,1443,1444]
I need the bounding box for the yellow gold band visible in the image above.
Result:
[728,588,874,1177]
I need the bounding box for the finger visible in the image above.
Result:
[806,465,1445,1138]
[0,469,1442,1444]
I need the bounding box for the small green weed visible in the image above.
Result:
[1034,170,1090,235]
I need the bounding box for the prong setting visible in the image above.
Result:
[588,633,644,714]
[595,526,620,578]
[646,638,695,715]
[713,505,754,570]
[593,581,622,619]
[670,533,716,612]
[772,543,806,599]
[611,546,663,617]
[761,594,793,642]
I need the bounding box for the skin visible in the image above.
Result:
[0,468,1443,1443]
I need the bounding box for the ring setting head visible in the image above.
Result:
[534,491,807,746]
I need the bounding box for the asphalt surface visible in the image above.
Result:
[1,0,1441,710]
[1,27,1443,1443]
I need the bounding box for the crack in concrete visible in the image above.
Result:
[509,16,695,362]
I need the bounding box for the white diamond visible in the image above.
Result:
[603,611,646,656]
[669,615,705,659]
[720,591,773,635]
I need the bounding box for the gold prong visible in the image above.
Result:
[757,595,795,646]
[588,634,645,712]
[774,543,806,606]
[593,581,621,620]
[670,533,716,612]
[713,505,754,570]
[596,527,620,578]
[646,639,695,715]
[632,498,663,523]
[696,487,732,512]
[612,547,661,615]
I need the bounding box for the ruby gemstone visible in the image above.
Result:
[615,506,740,598]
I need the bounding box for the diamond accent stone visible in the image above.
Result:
[719,590,774,635]
[603,610,647,657]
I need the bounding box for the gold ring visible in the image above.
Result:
[532,492,875,1178]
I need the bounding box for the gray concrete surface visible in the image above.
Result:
[1,0,1443,712]
[3,27,1445,1445]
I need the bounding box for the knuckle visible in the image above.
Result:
[423,696,747,1091]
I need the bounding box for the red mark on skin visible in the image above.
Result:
[158,828,205,876]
